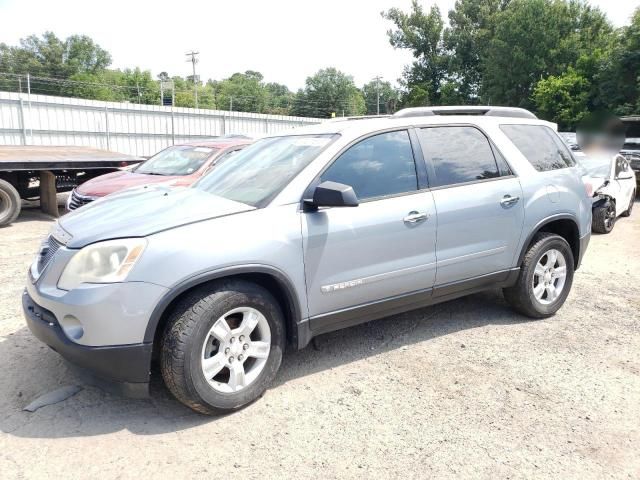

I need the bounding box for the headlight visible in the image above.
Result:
[58,238,147,291]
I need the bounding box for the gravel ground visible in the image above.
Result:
[0,201,638,479]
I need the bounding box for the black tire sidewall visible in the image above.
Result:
[0,179,21,227]
[523,237,574,316]
[183,286,285,412]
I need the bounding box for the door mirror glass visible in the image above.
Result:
[306,181,359,208]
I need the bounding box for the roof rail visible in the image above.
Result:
[326,114,392,122]
[393,106,537,120]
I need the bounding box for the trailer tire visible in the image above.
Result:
[0,179,21,227]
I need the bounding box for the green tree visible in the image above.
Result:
[361,79,399,114]
[484,0,612,108]
[596,8,640,115]
[291,68,365,117]
[213,70,267,112]
[533,68,590,129]
[383,1,449,106]
[444,0,511,101]
[0,32,111,77]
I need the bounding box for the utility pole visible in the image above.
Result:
[373,76,382,115]
[185,50,200,108]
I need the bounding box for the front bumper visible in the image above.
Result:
[23,290,152,397]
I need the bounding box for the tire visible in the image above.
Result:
[503,232,574,319]
[621,191,635,217]
[160,280,285,415]
[592,200,616,234]
[0,179,21,227]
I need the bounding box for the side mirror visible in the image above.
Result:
[617,170,634,180]
[305,181,359,208]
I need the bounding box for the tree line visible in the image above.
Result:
[0,0,638,128]
[0,32,388,118]
[384,0,640,129]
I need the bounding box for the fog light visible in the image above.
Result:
[61,315,84,340]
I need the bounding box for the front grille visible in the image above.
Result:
[68,190,95,210]
[37,235,63,273]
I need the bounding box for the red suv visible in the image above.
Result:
[67,138,252,210]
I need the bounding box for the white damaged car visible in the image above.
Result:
[580,154,636,233]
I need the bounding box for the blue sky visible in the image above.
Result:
[0,0,638,89]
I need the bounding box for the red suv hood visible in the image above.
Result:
[76,170,191,197]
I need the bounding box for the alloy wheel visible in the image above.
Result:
[532,249,568,305]
[200,307,271,393]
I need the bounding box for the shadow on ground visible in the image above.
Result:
[0,288,533,438]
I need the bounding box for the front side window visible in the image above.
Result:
[320,130,418,200]
[501,124,576,172]
[418,126,500,187]
[195,135,335,207]
[136,146,218,176]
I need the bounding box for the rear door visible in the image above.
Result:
[302,129,437,321]
[416,126,525,286]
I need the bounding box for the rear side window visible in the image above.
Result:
[418,126,501,187]
[501,125,576,171]
[321,130,418,200]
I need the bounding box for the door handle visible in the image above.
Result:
[403,211,429,224]
[500,195,520,208]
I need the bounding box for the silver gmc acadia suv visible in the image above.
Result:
[23,106,592,414]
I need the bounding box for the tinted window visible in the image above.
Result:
[321,130,417,200]
[501,125,576,171]
[419,127,500,187]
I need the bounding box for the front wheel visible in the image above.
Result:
[503,232,574,318]
[160,280,285,415]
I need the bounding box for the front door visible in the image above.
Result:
[302,130,438,321]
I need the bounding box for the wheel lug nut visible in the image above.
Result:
[224,347,230,354]
[238,354,244,361]
[243,343,249,350]
[230,337,235,343]
[229,356,234,363]
[239,335,244,342]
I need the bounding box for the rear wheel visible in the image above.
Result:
[0,179,21,227]
[621,191,635,217]
[160,280,285,415]
[592,201,616,234]
[504,233,574,318]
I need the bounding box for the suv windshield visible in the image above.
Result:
[136,146,218,176]
[195,134,335,207]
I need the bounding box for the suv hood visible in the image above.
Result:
[60,185,254,248]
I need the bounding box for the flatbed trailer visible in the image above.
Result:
[0,146,143,226]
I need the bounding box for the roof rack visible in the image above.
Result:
[393,106,537,120]
[326,114,392,122]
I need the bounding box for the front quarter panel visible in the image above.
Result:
[127,203,307,318]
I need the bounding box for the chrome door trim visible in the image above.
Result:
[320,261,437,294]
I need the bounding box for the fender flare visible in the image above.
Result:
[143,264,303,344]
[516,213,580,267]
